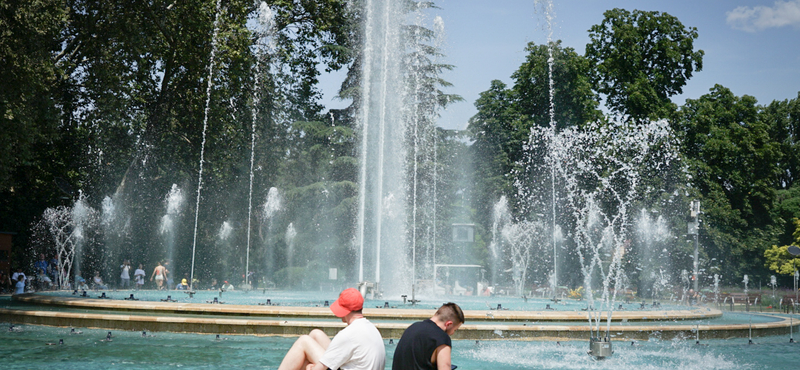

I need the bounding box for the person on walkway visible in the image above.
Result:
[120,260,131,289]
[277,288,385,370]
[134,264,146,290]
[392,302,464,370]
[150,262,167,290]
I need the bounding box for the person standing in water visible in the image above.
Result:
[134,264,146,290]
[120,260,131,289]
[150,262,167,290]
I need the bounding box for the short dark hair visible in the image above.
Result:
[435,302,464,324]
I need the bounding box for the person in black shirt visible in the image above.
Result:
[393,302,464,370]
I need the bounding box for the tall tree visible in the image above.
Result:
[512,41,600,130]
[586,8,704,121]
[0,0,67,189]
[762,93,800,245]
[672,85,783,281]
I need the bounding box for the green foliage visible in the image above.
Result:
[763,92,800,189]
[672,85,784,280]
[764,218,800,275]
[586,8,703,121]
[468,41,602,228]
[0,0,67,189]
[512,41,601,129]
[764,245,800,275]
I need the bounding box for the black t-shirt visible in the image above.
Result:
[392,319,451,370]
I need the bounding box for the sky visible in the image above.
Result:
[317,0,800,130]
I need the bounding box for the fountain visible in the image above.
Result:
[285,223,297,270]
[40,192,98,289]
[159,184,185,267]
[354,0,409,294]
[489,197,510,288]
[260,186,282,288]
[6,2,800,369]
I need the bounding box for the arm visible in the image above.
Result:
[434,344,452,370]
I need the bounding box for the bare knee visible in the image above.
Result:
[308,329,327,341]
[295,334,313,347]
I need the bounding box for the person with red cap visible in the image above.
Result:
[277,288,385,370]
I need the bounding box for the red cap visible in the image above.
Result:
[330,288,363,317]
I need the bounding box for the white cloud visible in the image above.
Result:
[726,0,800,32]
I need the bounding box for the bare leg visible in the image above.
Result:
[277,329,330,370]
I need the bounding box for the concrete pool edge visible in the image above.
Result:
[12,293,723,322]
[3,294,798,341]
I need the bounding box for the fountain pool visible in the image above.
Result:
[1,322,798,370]
[28,289,700,312]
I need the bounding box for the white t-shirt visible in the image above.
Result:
[120,265,130,279]
[319,317,385,370]
[134,268,146,284]
[11,272,26,283]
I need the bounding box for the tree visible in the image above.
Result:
[763,93,800,244]
[763,93,800,189]
[673,85,783,281]
[1,0,362,281]
[512,41,600,130]
[0,0,67,189]
[586,8,704,121]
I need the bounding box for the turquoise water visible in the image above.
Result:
[1,323,797,369]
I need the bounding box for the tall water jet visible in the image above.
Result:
[100,195,130,276]
[261,187,281,283]
[355,0,408,291]
[217,221,234,278]
[245,0,276,291]
[70,192,95,279]
[285,223,297,269]
[190,0,223,290]
[539,0,559,300]
[160,184,185,264]
[489,196,510,287]
[100,196,118,273]
[407,10,447,294]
